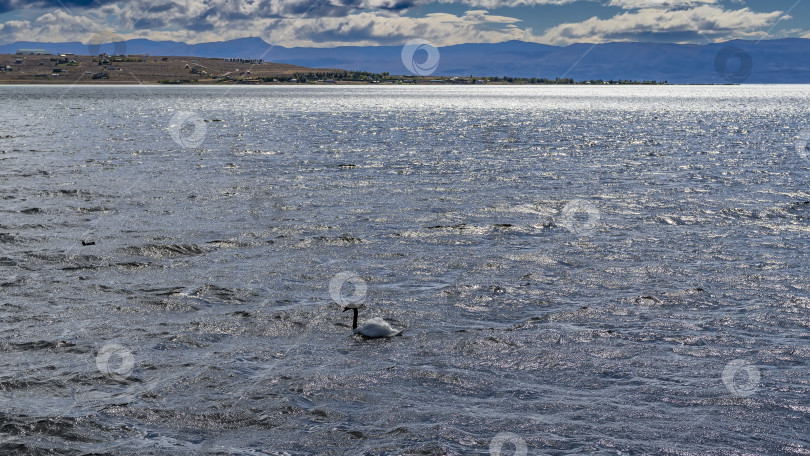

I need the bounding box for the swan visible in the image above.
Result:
[343,304,402,338]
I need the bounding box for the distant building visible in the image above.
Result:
[16,49,49,55]
[224,57,264,64]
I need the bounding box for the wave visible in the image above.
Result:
[121,243,206,258]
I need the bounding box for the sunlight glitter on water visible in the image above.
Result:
[0,85,809,455]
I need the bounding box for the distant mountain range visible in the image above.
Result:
[3,37,810,83]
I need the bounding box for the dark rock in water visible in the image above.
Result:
[81,240,95,246]
[20,208,42,214]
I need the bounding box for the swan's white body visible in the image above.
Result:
[354,317,402,338]
[342,305,402,338]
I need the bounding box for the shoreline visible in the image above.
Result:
[0,81,765,86]
[0,53,668,85]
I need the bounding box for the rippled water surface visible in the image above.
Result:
[1,85,809,455]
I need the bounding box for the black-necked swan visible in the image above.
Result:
[343,304,402,338]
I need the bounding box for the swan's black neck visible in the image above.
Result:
[344,307,358,329]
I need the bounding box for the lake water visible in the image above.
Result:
[1,84,809,455]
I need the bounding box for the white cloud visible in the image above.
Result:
[0,19,28,35]
[0,0,803,47]
[444,0,577,7]
[188,10,535,46]
[0,4,531,47]
[0,9,102,43]
[608,0,716,9]
[539,5,785,45]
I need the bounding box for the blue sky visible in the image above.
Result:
[0,0,806,47]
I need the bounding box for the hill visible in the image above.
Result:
[2,38,809,83]
[0,53,343,84]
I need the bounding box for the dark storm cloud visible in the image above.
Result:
[0,0,417,17]
[208,0,416,21]
[182,6,216,31]
[0,0,110,11]
[305,20,380,43]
